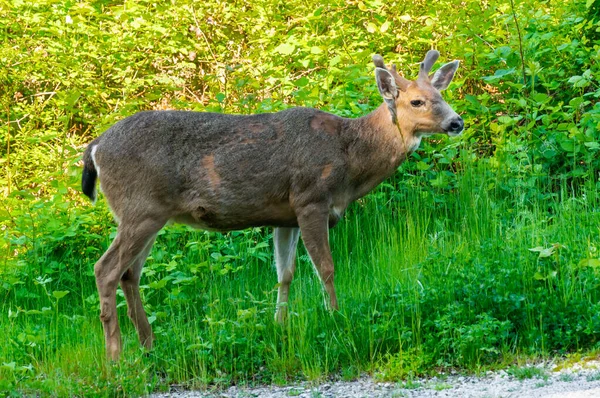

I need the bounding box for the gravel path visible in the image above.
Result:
[152,360,600,398]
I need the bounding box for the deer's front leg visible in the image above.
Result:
[296,204,339,311]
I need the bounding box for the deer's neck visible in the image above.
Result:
[342,104,419,200]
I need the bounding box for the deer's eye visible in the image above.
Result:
[410,100,425,107]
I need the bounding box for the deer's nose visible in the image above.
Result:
[447,117,464,134]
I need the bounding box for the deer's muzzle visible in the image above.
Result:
[444,116,464,136]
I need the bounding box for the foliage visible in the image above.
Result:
[1,0,599,395]
[506,365,549,380]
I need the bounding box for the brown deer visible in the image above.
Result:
[82,50,463,360]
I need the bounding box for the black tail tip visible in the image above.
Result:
[81,166,97,203]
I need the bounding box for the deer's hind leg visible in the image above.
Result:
[274,227,300,323]
[94,216,165,361]
[120,234,157,350]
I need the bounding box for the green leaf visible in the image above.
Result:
[584,142,600,151]
[295,77,309,87]
[380,21,390,33]
[568,75,582,84]
[538,247,555,258]
[559,139,574,152]
[148,279,168,289]
[52,291,70,300]
[482,68,515,82]
[529,246,555,258]
[579,258,600,267]
[1,362,16,371]
[274,42,296,55]
[532,93,549,104]
[66,91,81,107]
[569,97,584,108]
[533,272,545,280]
[416,161,431,170]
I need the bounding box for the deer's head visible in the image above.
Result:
[373,50,463,137]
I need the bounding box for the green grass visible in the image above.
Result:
[2,158,600,396]
[506,365,549,381]
[558,373,574,382]
[586,371,600,382]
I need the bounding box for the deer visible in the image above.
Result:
[81,50,463,360]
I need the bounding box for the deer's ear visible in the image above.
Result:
[431,60,459,91]
[375,67,398,122]
[375,67,398,100]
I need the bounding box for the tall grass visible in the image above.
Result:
[2,155,599,395]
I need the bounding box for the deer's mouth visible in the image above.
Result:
[446,129,463,137]
[442,116,464,136]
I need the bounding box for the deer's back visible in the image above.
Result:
[90,108,349,230]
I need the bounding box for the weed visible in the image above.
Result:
[586,371,600,382]
[431,382,453,391]
[341,365,360,382]
[400,380,422,390]
[507,366,549,381]
[558,373,574,382]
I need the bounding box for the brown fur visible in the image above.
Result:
[202,154,221,191]
[320,164,333,180]
[310,113,341,135]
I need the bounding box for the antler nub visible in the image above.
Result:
[418,50,440,80]
[422,50,440,73]
[372,54,386,68]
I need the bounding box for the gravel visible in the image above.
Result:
[151,360,600,398]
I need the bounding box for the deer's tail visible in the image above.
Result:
[82,144,99,204]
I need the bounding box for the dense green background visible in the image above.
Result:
[1,0,600,395]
